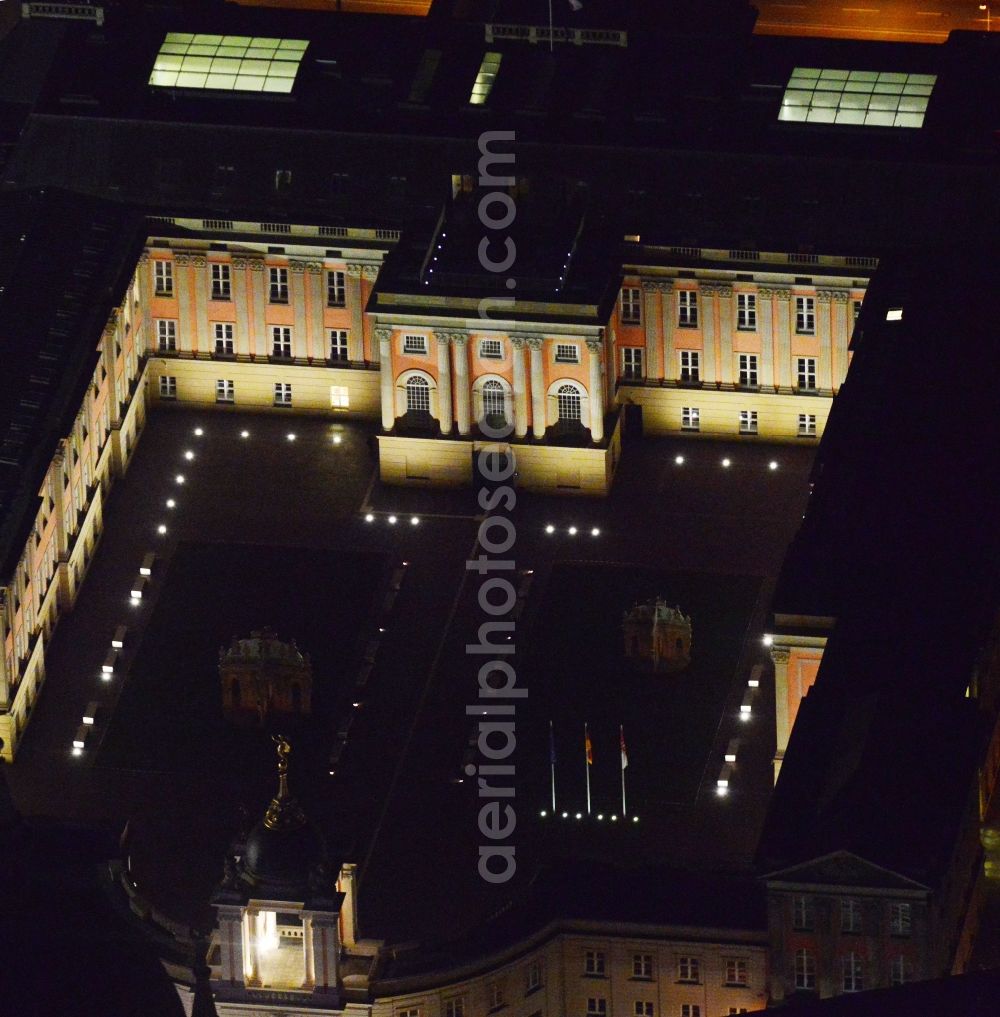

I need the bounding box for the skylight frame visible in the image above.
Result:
[778,68,936,129]
[149,33,309,95]
[469,52,502,106]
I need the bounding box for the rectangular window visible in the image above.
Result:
[269,266,289,303]
[678,291,698,328]
[584,950,606,976]
[211,263,231,300]
[470,51,502,105]
[555,343,580,364]
[525,960,542,993]
[216,379,234,403]
[274,382,292,406]
[677,957,700,983]
[890,955,910,986]
[853,299,863,323]
[398,1010,420,1017]
[156,320,177,351]
[634,1004,653,1017]
[681,407,700,432]
[444,999,465,1017]
[798,413,817,437]
[724,958,748,986]
[890,902,912,936]
[622,347,644,380]
[795,296,815,334]
[793,895,815,930]
[158,376,177,399]
[272,326,292,358]
[841,899,862,934]
[329,329,349,361]
[632,954,653,979]
[738,353,759,387]
[480,338,504,360]
[330,385,350,409]
[842,953,863,993]
[586,999,607,1017]
[214,323,234,355]
[621,286,641,325]
[737,293,757,330]
[327,270,346,307]
[794,949,815,990]
[679,350,700,383]
[403,334,428,356]
[797,357,817,390]
[680,1006,700,1017]
[488,984,504,1011]
[154,260,173,296]
[728,1010,749,1015]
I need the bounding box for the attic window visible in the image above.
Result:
[779,69,936,128]
[470,52,502,106]
[149,34,309,94]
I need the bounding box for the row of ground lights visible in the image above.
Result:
[364,513,421,526]
[674,454,780,471]
[716,662,763,796]
[544,525,601,536]
[539,811,639,823]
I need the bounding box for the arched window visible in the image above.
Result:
[406,375,430,414]
[557,384,582,422]
[482,380,506,422]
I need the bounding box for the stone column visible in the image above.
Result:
[50,447,68,559]
[436,332,453,435]
[246,912,262,986]
[193,256,209,355]
[641,281,662,380]
[758,288,775,390]
[699,287,717,384]
[310,917,340,993]
[661,283,677,381]
[345,264,365,362]
[362,264,380,362]
[773,288,792,390]
[174,253,196,353]
[511,337,529,438]
[452,333,471,435]
[716,284,735,387]
[138,251,154,356]
[527,336,545,438]
[586,336,605,443]
[771,646,791,784]
[302,915,316,987]
[376,327,394,430]
[307,263,324,361]
[816,290,834,392]
[291,262,308,360]
[231,258,252,357]
[216,906,245,985]
[101,318,122,428]
[830,290,850,391]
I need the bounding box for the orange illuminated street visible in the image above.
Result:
[754,0,994,41]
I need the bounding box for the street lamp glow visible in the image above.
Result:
[287,433,296,442]
[410,516,420,526]
[333,434,342,444]
[240,430,250,438]
[175,474,185,484]
[674,454,685,465]
[545,524,555,534]
[568,526,578,536]
[722,457,732,468]
[611,814,618,822]
[183,450,194,460]
[591,527,601,537]
[72,746,83,757]
[130,597,140,607]
[540,810,547,817]
[157,524,167,535]
[769,460,779,471]
[194,427,204,436]
[364,513,375,523]
[597,814,604,821]
[575,813,583,820]
[716,785,729,797]
[632,815,639,823]
[561,811,569,818]
[388,515,397,525]
[762,634,773,647]
[166,499,176,508]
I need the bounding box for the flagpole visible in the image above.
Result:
[585,723,591,815]
[620,724,627,817]
[549,720,556,811]
[548,0,554,53]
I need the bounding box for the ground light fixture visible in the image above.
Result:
[769,460,779,471]
[716,785,729,797]
[722,458,732,468]
[540,810,548,817]
[575,813,583,820]
[674,455,685,465]
[568,526,578,536]
[166,499,176,509]
[157,524,167,535]
[591,527,601,537]
[194,427,204,436]
[333,435,342,445]
[762,634,774,647]
[175,474,185,484]
[410,516,419,526]
[183,450,194,460]
[240,430,250,438]
[388,515,397,525]
[632,816,639,823]
[364,513,375,523]
[72,746,83,757]
[287,433,296,441]
[561,811,569,818]
[545,524,555,534]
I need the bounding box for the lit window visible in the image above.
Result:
[681,407,700,432]
[479,338,504,360]
[677,957,700,983]
[795,297,815,334]
[737,293,757,330]
[797,357,817,390]
[154,260,173,296]
[271,326,292,358]
[156,319,177,351]
[678,291,698,328]
[557,385,582,423]
[621,286,641,325]
[330,386,349,409]
[274,382,292,406]
[470,52,502,105]
[584,950,606,976]
[794,949,815,990]
[216,379,234,403]
[679,350,700,383]
[327,270,346,307]
[211,263,231,300]
[739,410,758,435]
[214,322,234,355]
[890,902,912,936]
[841,898,862,934]
[159,376,177,399]
[405,376,430,414]
[555,343,580,364]
[842,952,863,993]
[853,299,863,322]
[632,954,653,979]
[793,895,815,930]
[482,380,506,425]
[269,267,289,303]
[403,334,428,355]
[329,329,349,361]
[798,413,817,437]
[622,347,644,380]
[724,958,748,986]
[779,68,936,128]
[738,353,759,387]
[890,955,911,986]
[149,33,309,94]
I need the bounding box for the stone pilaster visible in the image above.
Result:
[771,646,791,784]
[215,906,245,986]
[435,332,453,435]
[763,287,792,389]
[345,264,365,361]
[527,336,545,438]
[310,917,340,993]
[714,284,736,387]
[586,336,605,443]
[235,257,267,359]
[829,290,851,390]
[641,281,665,381]
[511,337,529,439]
[231,257,253,357]
[307,263,324,361]
[291,261,308,360]
[375,327,394,430]
[450,333,471,435]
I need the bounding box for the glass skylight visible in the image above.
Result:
[469,52,502,105]
[779,68,936,128]
[149,34,309,94]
